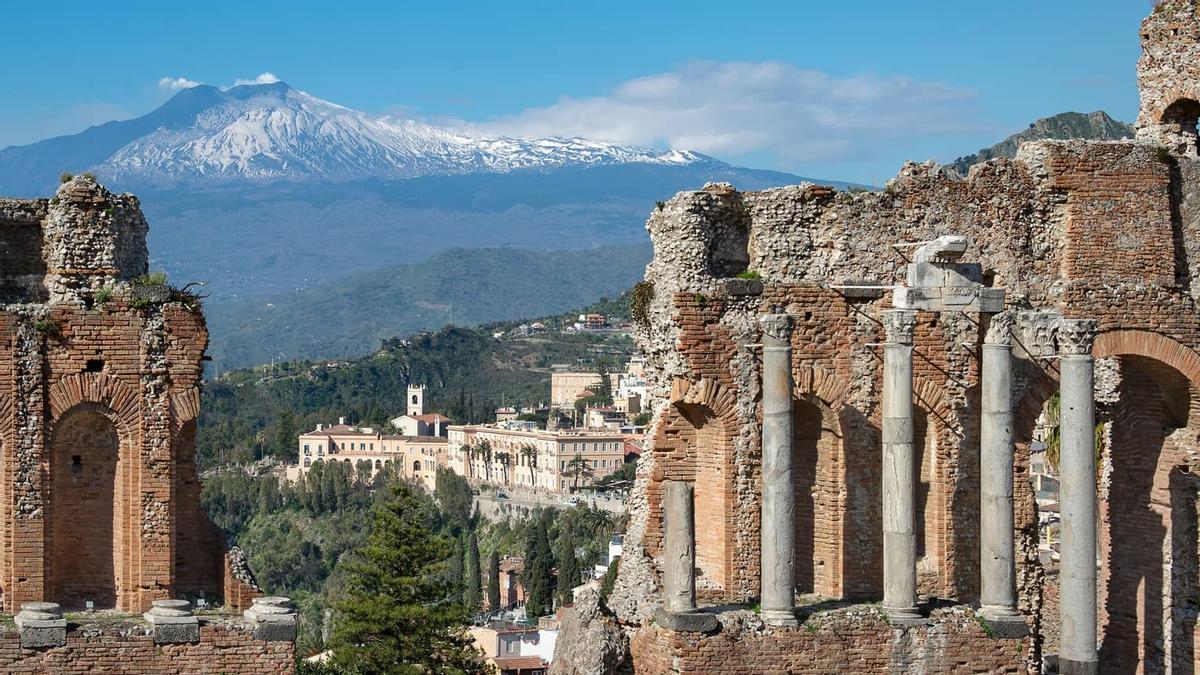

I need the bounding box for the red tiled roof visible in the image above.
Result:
[408,413,452,423]
[493,656,545,670]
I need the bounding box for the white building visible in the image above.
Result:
[446,424,627,493]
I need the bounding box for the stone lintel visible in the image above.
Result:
[893,286,1004,313]
[724,278,763,296]
[654,607,719,633]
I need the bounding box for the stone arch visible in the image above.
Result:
[792,364,847,597]
[1158,97,1200,154]
[1087,331,1200,671]
[412,460,421,474]
[646,377,741,600]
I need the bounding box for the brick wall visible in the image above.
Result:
[0,620,293,674]
[630,606,1025,674]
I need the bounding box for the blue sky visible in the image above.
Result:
[0,0,1152,184]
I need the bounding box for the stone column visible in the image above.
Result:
[1058,319,1099,674]
[655,480,718,632]
[980,311,1023,627]
[759,312,797,627]
[882,309,921,622]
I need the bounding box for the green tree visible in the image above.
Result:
[464,532,482,612]
[329,484,487,674]
[566,454,591,490]
[522,513,556,618]
[518,445,538,488]
[487,549,501,610]
[275,410,297,459]
[434,467,473,531]
[556,531,581,606]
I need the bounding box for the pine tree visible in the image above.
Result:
[556,531,581,606]
[464,532,482,612]
[487,549,501,610]
[330,483,487,674]
[522,514,556,618]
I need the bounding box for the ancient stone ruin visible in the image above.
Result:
[553,2,1200,673]
[0,175,289,671]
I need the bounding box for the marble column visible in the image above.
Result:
[882,309,921,622]
[1058,319,1099,674]
[759,312,797,626]
[980,311,1021,624]
[656,480,718,632]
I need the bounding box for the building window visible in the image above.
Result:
[304,458,310,467]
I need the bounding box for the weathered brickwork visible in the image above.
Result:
[0,176,259,617]
[556,3,1200,672]
[0,618,292,674]
[630,607,1024,675]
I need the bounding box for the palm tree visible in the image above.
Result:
[1042,393,1105,474]
[475,440,493,482]
[519,445,538,488]
[461,444,476,479]
[566,453,591,490]
[495,451,512,485]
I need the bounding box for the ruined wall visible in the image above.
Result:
[0,618,293,674]
[630,607,1024,675]
[600,108,1200,675]
[0,176,249,614]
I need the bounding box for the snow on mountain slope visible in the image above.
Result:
[96,81,707,185]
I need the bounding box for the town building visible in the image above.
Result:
[446,423,626,492]
[549,371,604,409]
[290,419,447,489]
[468,621,553,675]
[388,384,453,437]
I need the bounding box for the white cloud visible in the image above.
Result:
[158,76,202,92]
[462,61,979,166]
[233,72,281,86]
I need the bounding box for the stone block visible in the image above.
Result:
[15,602,66,649]
[244,596,298,642]
[654,607,719,633]
[723,278,763,296]
[145,599,199,644]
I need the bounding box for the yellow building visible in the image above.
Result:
[288,418,447,489]
[447,422,626,493]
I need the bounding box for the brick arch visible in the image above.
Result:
[646,377,742,600]
[48,373,140,437]
[1095,330,1200,388]
[793,363,848,410]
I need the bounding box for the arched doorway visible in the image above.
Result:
[793,396,843,597]
[47,407,123,609]
[1100,354,1200,672]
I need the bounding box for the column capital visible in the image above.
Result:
[984,310,1015,346]
[1057,319,1098,356]
[758,313,794,342]
[881,309,917,345]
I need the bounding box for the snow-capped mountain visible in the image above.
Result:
[0,81,708,191]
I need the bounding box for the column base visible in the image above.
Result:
[882,605,928,626]
[1059,658,1098,675]
[976,607,1028,639]
[760,608,798,627]
[654,607,719,633]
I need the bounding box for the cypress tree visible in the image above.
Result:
[330,483,488,674]
[556,531,581,606]
[487,549,501,610]
[464,532,482,612]
[522,515,556,618]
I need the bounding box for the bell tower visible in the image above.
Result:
[407,384,425,416]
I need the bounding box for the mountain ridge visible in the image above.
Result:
[948,111,1134,175]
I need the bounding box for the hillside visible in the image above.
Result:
[948,111,1133,175]
[205,244,650,372]
[197,297,635,468]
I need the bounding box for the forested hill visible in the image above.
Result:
[197,293,634,468]
[205,244,650,373]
